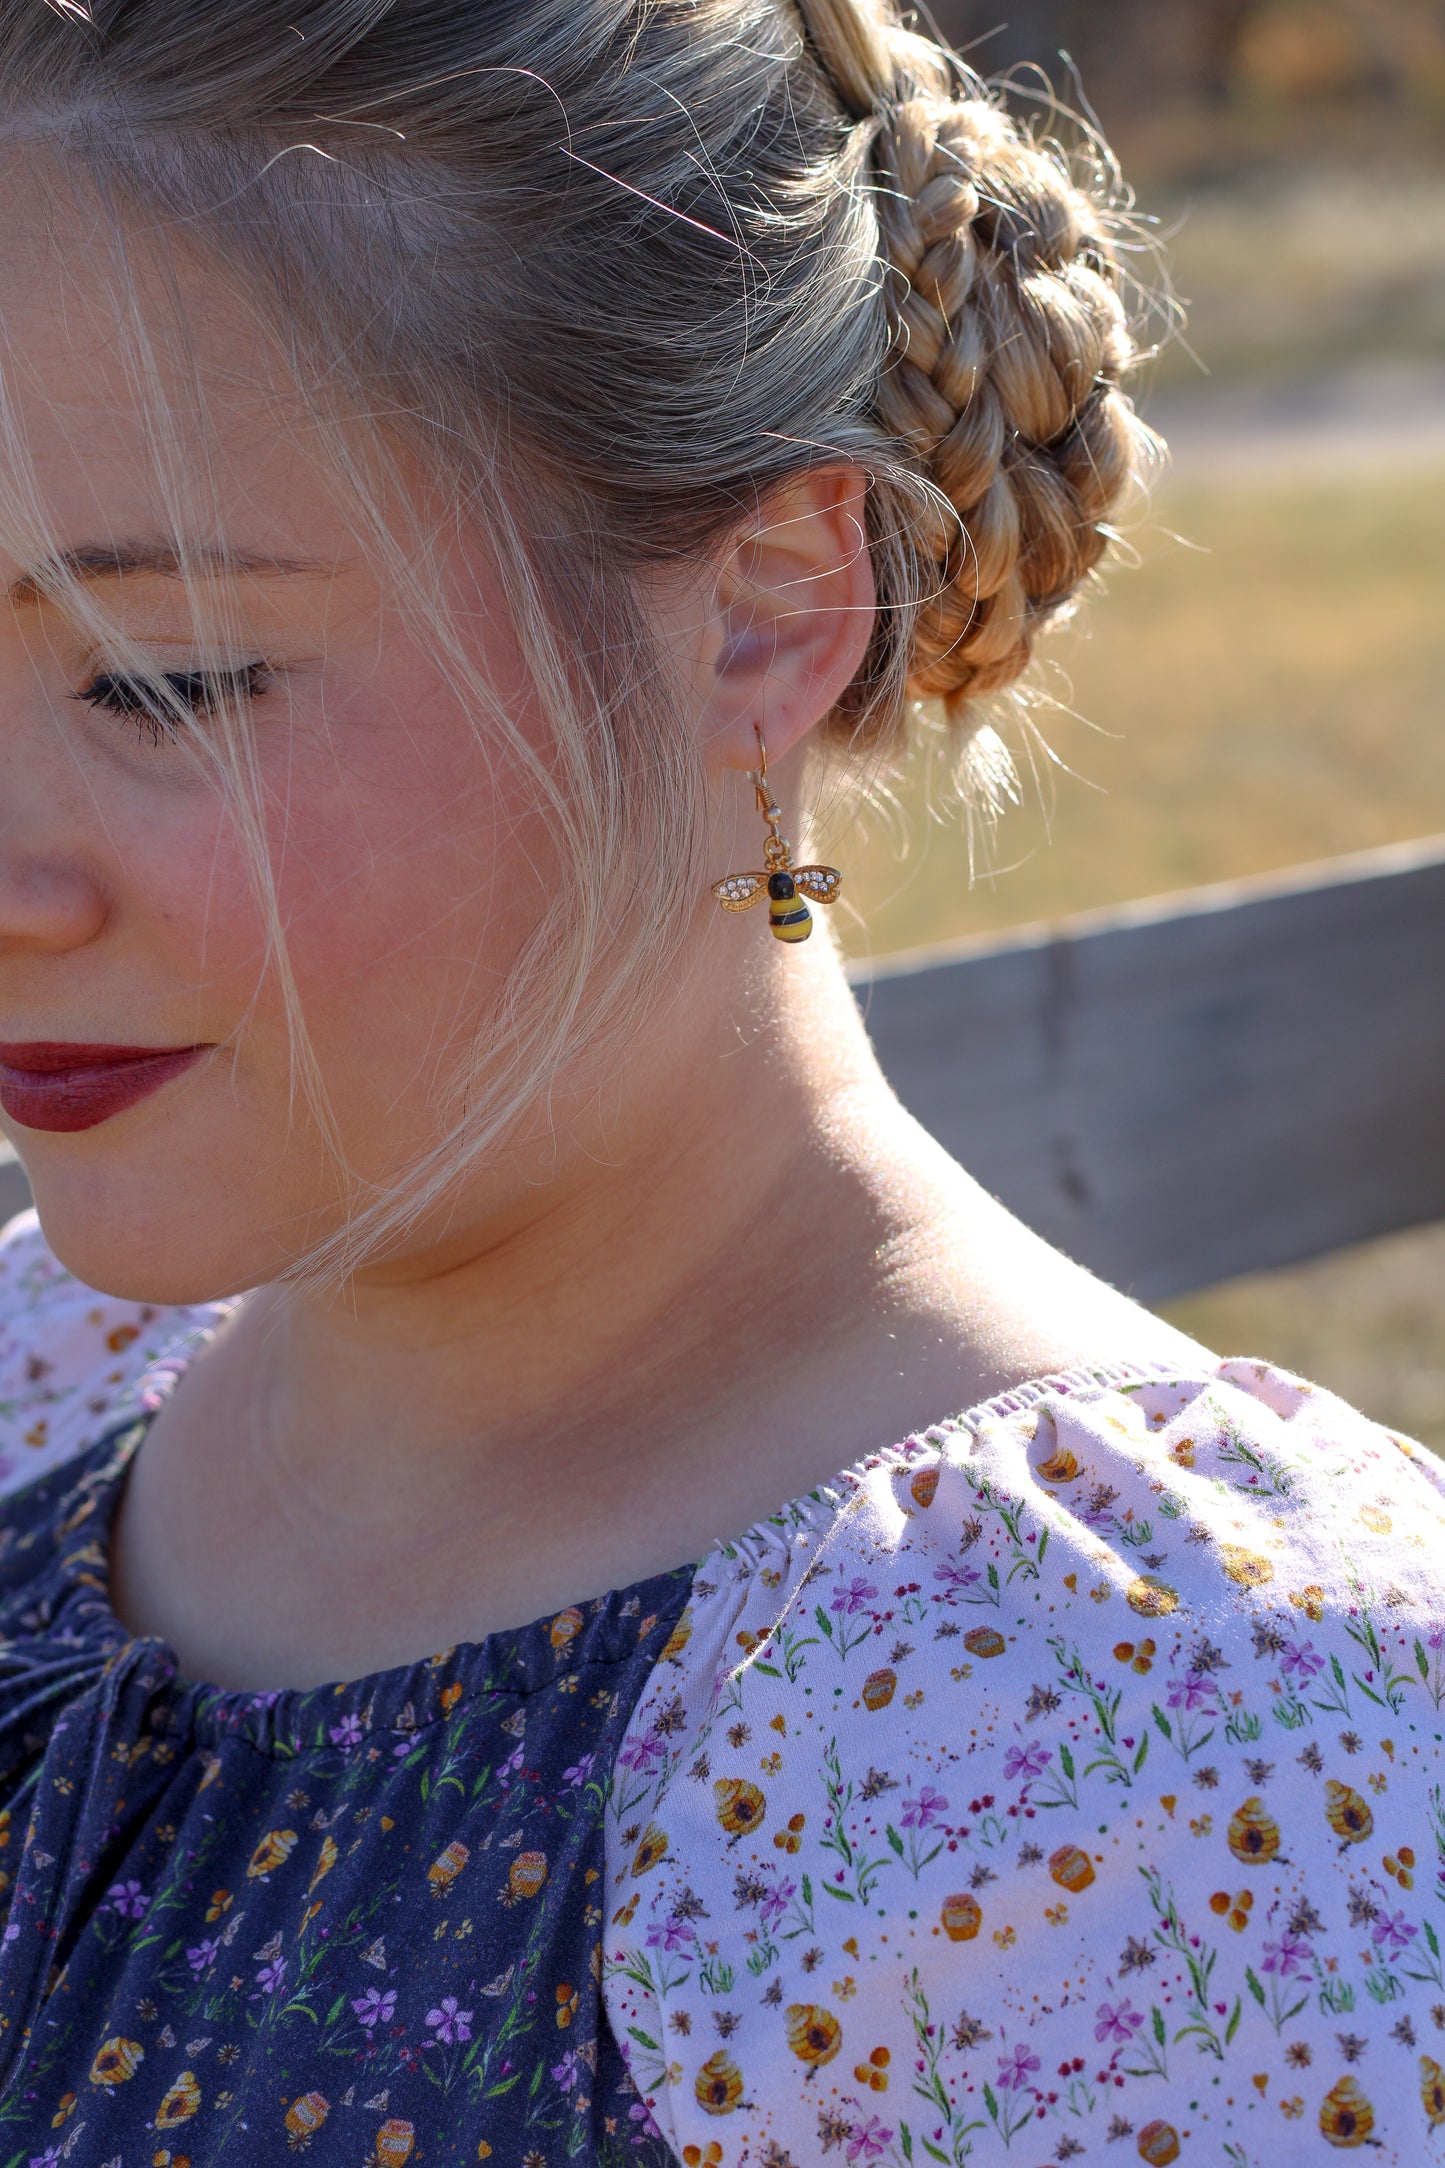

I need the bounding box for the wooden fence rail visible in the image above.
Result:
[3,832,1444,1301]
[850,832,1445,1299]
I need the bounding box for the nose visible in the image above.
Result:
[0,845,108,954]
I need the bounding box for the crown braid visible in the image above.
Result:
[796,0,1150,721]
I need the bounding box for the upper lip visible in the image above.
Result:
[0,1042,210,1071]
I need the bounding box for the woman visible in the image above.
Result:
[0,0,1439,2161]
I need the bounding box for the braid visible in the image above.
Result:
[796,0,1151,723]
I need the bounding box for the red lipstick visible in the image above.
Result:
[0,1041,210,1133]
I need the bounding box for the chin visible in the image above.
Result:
[16,1138,305,1309]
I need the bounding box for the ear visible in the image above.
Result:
[697,465,875,773]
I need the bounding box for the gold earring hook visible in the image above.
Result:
[748,729,785,851]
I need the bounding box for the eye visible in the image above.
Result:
[73,662,272,743]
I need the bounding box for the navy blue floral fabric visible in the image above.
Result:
[0,1421,690,2167]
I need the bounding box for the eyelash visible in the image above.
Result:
[73,662,272,744]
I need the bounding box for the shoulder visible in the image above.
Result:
[0,1209,233,1499]
[602,1359,1445,2164]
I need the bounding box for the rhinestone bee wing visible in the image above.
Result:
[791,865,842,904]
[712,872,769,911]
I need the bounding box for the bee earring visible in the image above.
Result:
[712,728,841,943]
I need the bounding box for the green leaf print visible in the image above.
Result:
[1141,1866,1236,2059]
[1414,1636,1445,1708]
[1031,1739,1078,1811]
[818,1739,896,1905]
[1244,1963,1307,2033]
[1308,1651,1352,1719]
[1119,2004,1169,2082]
[1404,1916,1445,1987]
[1217,1427,1295,1496]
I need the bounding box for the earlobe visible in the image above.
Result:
[701,464,875,775]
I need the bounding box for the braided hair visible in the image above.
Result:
[795,0,1151,721]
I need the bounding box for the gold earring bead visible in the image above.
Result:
[711,730,842,943]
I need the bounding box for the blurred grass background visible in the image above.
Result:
[819,0,1445,1445]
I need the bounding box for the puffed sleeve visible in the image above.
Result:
[603,1359,1445,2166]
[0,1209,234,1495]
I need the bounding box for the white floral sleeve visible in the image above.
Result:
[603,1360,1445,2167]
[0,1208,234,1497]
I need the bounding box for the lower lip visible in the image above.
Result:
[0,1047,208,1133]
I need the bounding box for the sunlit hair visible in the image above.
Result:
[0,0,1159,1283]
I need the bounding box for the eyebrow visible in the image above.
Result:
[6,538,328,605]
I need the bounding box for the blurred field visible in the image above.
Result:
[1142,170,1445,390]
[823,465,1445,956]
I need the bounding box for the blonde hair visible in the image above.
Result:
[0,0,1154,1278]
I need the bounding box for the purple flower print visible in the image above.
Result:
[1166,1675,1216,1712]
[426,1995,473,2046]
[996,2045,1041,2092]
[1427,1623,1445,1652]
[845,2116,894,2164]
[900,1786,949,1830]
[498,1744,524,1788]
[351,1987,397,2034]
[645,1914,697,1955]
[1372,1911,1418,1958]
[28,2145,62,2167]
[617,1730,664,1776]
[1094,2001,1143,2045]
[1281,1640,1325,1683]
[186,1938,220,1975]
[831,1577,878,1615]
[254,1956,288,1995]
[932,1560,981,1600]
[1262,1932,1310,1977]
[629,2101,664,2140]
[562,1751,598,1788]
[104,1879,149,1920]
[1002,1742,1051,1783]
[552,2047,582,2091]
[329,1713,365,1751]
[759,1875,797,1930]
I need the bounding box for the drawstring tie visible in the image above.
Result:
[0,1636,176,2099]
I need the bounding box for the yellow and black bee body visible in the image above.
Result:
[767,870,812,943]
[712,860,841,941]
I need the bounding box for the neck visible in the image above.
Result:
[113,920,1205,1685]
[238,928,906,1464]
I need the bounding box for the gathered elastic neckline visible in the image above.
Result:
[31,1347,1229,1754]
[709,1355,1221,1568]
[38,1410,693,1755]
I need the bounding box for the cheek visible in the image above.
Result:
[213,689,554,1145]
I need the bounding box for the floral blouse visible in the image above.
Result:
[2,1208,1444,2167]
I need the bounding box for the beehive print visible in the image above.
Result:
[694,2051,744,2114]
[155,2071,201,2127]
[88,2038,144,2088]
[785,2004,841,2069]
[1226,1796,1281,1864]
[713,1777,766,1835]
[1319,2076,1374,2146]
